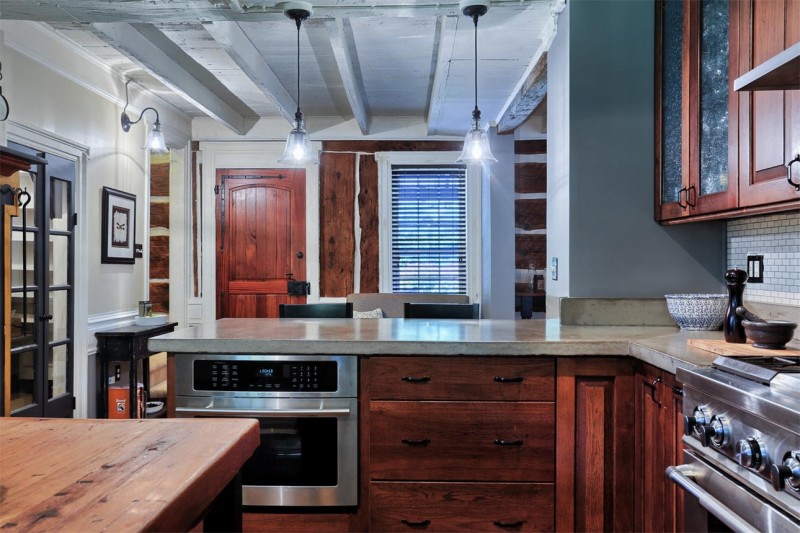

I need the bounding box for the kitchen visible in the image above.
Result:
[1,0,799,531]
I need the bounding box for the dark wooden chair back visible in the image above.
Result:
[279,302,354,318]
[403,302,480,319]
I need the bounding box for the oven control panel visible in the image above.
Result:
[193,360,338,392]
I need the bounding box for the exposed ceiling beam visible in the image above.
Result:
[425,15,458,136]
[496,51,547,134]
[0,1,535,23]
[202,20,296,126]
[324,17,370,135]
[92,22,260,135]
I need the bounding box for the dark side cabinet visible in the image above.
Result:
[634,360,685,533]
[95,322,177,418]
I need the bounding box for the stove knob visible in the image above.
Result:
[703,416,730,448]
[684,407,710,437]
[734,437,766,471]
[771,452,800,493]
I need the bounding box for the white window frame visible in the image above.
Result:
[376,151,481,301]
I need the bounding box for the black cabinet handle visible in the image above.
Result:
[40,314,53,321]
[493,520,525,528]
[401,519,431,528]
[401,438,431,446]
[401,376,431,383]
[493,439,523,446]
[678,187,687,209]
[493,376,523,383]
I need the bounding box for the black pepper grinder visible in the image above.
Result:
[724,268,748,343]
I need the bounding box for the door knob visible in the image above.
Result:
[296,251,304,259]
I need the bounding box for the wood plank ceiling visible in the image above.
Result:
[0,0,561,137]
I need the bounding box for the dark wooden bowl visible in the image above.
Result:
[742,319,798,349]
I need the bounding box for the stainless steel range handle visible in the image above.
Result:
[666,464,760,533]
[176,407,351,418]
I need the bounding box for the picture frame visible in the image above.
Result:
[101,186,136,264]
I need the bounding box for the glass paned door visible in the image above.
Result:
[8,142,75,418]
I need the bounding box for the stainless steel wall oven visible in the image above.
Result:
[671,356,800,533]
[175,354,358,507]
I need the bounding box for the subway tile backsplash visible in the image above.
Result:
[727,212,800,307]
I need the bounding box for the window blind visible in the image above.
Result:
[391,165,467,294]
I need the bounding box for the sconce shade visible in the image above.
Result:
[456,120,497,164]
[146,121,168,154]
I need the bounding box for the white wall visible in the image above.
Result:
[0,21,192,417]
[481,128,516,318]
[546,1,726,316]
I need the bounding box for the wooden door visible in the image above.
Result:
[216,169,306,318]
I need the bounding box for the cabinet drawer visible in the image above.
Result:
[370,481,554,532]
[369,357,554,401]
[370,401,554,481]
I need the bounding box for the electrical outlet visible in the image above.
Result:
[747,254,764,283]
[551,257,558,280]
[115,365,121,382]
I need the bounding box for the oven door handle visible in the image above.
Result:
[666,465,760,533]
[176,407,351,417]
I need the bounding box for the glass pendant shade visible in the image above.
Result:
[145,121,168,153]
[278,119,317,164]
[456,120,496,164]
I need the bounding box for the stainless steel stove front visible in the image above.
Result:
[671,364,800,533]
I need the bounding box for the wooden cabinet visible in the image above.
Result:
[368,357,555,532]
[734,0,800,209]
[555,358,636,532]
[655,0,800,223]
[634,361,685,533]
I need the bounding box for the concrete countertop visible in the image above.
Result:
[149,318,702,367]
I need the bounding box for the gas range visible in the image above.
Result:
[674,355,800,532]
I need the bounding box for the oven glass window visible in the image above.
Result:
[242,417,338,487]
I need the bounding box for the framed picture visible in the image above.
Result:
[101,186,136,264]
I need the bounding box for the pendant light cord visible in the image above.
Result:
[296,17,302,119]
[472,13,480,122]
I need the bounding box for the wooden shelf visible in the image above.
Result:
[734,42,800,91]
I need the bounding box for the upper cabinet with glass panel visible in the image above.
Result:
[655,0,799,223]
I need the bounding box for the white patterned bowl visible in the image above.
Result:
[665,294,727,331]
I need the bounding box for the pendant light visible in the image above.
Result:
[278,2,318,165]
[120,80,168,154]
[456,0,496,165]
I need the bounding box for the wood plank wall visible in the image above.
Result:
[149,153,171,313]
[514,140,547,294]
[319,141,461,297]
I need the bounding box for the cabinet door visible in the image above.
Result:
[556,358,635,532]
[656,0,740,221]
[634,361,685,533]
[737,0,800,207]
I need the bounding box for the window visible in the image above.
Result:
[390,165,466,293]
[377,152,480,297]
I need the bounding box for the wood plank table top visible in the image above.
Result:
[0,417,259,532]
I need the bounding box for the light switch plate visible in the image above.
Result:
[747,254,763,283]
[551,257,558,280]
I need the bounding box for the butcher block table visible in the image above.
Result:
[0,417,259,532]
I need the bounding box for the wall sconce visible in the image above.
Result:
[120,80,168,154]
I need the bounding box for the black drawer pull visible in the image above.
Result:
[401,376,431,383]
[493,520,525,528]
[401,519,431,528]
[493,439,523,446]
[401,438,431,446]
[493,376,524,383]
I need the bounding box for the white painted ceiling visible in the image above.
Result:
[0,0,560,137]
